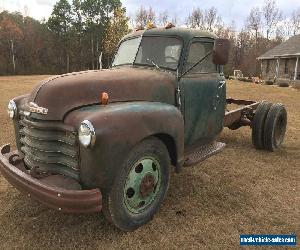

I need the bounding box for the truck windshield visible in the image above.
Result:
[112,36,182,70]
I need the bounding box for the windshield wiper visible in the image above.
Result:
[146,58,160,69]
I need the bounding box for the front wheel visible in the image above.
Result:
[102,137,170,231]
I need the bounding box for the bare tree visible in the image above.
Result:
[135,6,156,28]
[158,10,168,26]
[262,0,282,39]
[187,8,204,29]
[204,7,221,32]
[135,6,148,27]
[291,8,300,35]
[171,13,179,25]
[276,18,293,40]
[246,7,262,75]
[247,7,262,42]
[147,6,156,23]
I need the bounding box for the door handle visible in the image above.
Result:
[218,80,226,89]
[213,80,225,110]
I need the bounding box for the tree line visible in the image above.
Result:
[0,0,129,75]
[0,0,299,76]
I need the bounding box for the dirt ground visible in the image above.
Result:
[0,76,299,249]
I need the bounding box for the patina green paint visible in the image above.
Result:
[180,37,226,145]
[124,157,161,214]
[182,73,226,145]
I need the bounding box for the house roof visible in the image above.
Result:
[257,34,300,60]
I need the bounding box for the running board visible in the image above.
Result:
[184,141,226,167]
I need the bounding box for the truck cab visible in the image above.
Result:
[113,28,227,146]
[0,26,286,231]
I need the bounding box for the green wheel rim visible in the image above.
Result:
[124,157,161,214]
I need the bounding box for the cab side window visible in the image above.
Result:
[184,41,217,74]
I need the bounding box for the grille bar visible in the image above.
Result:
[20,136,77,158]
[23,156,79,179]
[18,116,79,174]
[20,126,76,145]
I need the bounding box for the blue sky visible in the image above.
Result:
[1,0,299,29]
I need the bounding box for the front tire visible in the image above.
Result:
[102,137,170,231]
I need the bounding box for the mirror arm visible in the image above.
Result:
[179,50,213,79]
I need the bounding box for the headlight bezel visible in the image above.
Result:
[78,120,96,148]
[7,100,17,119]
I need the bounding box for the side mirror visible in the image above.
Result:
[213,38,230,65]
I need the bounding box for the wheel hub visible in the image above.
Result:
[140,174,155,198]
[123,157,161,213]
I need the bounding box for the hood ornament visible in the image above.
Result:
[26,102,48,115]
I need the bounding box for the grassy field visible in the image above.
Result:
[0,76,299,249]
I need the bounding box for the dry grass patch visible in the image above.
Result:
[0,77,299,249]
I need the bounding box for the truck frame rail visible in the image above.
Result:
[224,98,260,129]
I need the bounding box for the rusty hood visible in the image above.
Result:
[27,67,176,120]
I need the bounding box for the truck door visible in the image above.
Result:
[180,38,226,146]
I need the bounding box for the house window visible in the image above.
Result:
[284,59,289,74]
[266,60,270,73]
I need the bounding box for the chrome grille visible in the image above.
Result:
[18,116,79,178]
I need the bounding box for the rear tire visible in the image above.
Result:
[252,101,272,149]
[102,137,170,231]
[263,103,287,151]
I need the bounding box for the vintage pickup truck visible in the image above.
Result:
[0,26,287,231]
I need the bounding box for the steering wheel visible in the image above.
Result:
[165,56,178,62]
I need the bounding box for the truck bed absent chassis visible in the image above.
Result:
[224,98,260,129]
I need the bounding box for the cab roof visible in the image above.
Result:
[122,27,218,44]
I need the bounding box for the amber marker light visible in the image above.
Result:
[101,92,109,105]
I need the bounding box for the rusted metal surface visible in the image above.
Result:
[64,101,185,190]
[226,98,258,106]
[26,67,176,121]
[224,98,260,128]
[18,116,79,179]
[0,144,102,213]
[140,174,155,198]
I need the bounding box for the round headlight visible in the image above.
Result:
[78,120,96,148]
[7,100,17,119]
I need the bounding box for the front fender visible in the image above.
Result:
[64,102,184,191]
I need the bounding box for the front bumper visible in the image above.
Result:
[0,144,102,213]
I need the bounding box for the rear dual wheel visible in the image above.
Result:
[102,137,170,231]
[252,102,287,151]
[264,103,287,151]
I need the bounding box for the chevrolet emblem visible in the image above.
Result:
[27,102,48,115]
